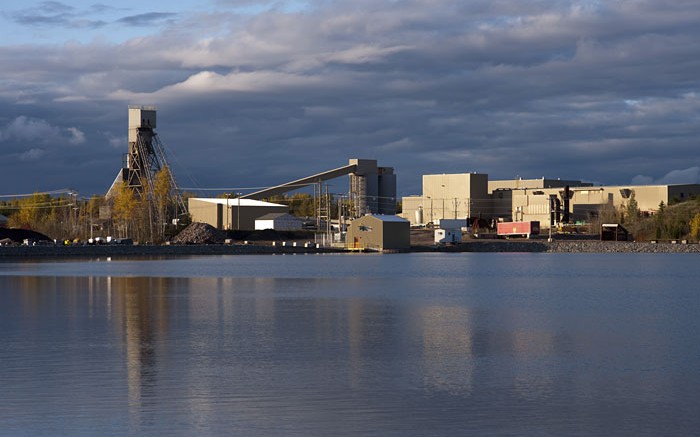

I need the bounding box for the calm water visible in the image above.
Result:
[1,253,699,436]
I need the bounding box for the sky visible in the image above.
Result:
[1,0,700,198]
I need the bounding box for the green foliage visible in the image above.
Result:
[624,193,639,225]
[601,197,700,242]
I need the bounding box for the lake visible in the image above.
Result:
[1,253,699,436]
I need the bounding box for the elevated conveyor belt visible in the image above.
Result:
[242,164,358,200]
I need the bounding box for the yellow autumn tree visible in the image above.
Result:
[112,182,138,238]
[153,166,173,240]
[8,193,50,229]
[690,212,700,240]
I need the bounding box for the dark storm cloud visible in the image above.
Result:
[9,1,107,29]
[2,0,700,196]
[116,12,178,27]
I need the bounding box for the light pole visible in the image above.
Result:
[224,193,231,230]
[237,193,241,231]
[426,196,433,225]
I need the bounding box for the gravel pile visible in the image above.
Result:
[172,222,228,244]
[0,228,52,243]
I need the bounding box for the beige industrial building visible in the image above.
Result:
[188,198,288,230]
[511,184,700,225]
[346,215,410,251]
[401,173,700,229]
[402,173,491,226]
[488,177,593,192]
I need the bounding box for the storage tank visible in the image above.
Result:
[415,206,424,225]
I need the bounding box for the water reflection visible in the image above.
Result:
[2,254,700,436]
[418,306,474,395]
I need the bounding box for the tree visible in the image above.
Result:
[8,193,47,229]
[625,192,640,225]
[112,182,138,238]
[153,166,174,240]
[691,213,700,240]
[654,201,666,239]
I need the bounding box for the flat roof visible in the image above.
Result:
[365,214,409,223]
[256,213,301,220]
[191,198,286,208]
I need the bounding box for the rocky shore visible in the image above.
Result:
[1,238,698,258]
[424,239,700,253]
[546,240,700,253]
[0,243,343,258]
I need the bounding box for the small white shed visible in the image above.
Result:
[434,228,462,244]
[255,213,304,231]
[434,218,466,244]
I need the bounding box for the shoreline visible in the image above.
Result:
[1,239,699,258]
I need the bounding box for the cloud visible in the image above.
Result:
[657,167,700,185]
[67,127,86,145]
[1,116,61,143]
[18,148,47,162]
[2,0,700,196]
[9,1,107,29]
[0,116,85,147]
[632,167,700,185]
[116,12,178,27]
[631,175,654,185]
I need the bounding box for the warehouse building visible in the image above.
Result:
[346,215,410,251]
[254,213,304,231]
[188,198,288,230]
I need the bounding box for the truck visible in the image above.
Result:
[497,221,540,239]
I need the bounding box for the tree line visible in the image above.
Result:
[594,192,700,241]
[1,167,186,243]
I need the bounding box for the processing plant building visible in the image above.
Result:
[400,173,700,229]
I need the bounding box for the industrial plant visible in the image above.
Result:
[400,173,700,232]
[5,104,699,251]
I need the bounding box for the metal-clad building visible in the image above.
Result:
[255,213,304,231]
[346,214,410,251]
[188,198,288,230]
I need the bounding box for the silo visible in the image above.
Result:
[378,166,396,214]
[415,206,424,225]
[348,159,379,217]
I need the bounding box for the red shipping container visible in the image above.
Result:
[497,221,540,238]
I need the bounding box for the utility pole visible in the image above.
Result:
[225,193,231,230]
[237,194,241,230]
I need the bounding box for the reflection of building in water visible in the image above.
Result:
[511,330,556,401]
[419,306,474,395]
[108,277,171,424]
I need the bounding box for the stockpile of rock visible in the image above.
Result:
[171,222,228,244]
[0,228,52,244]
